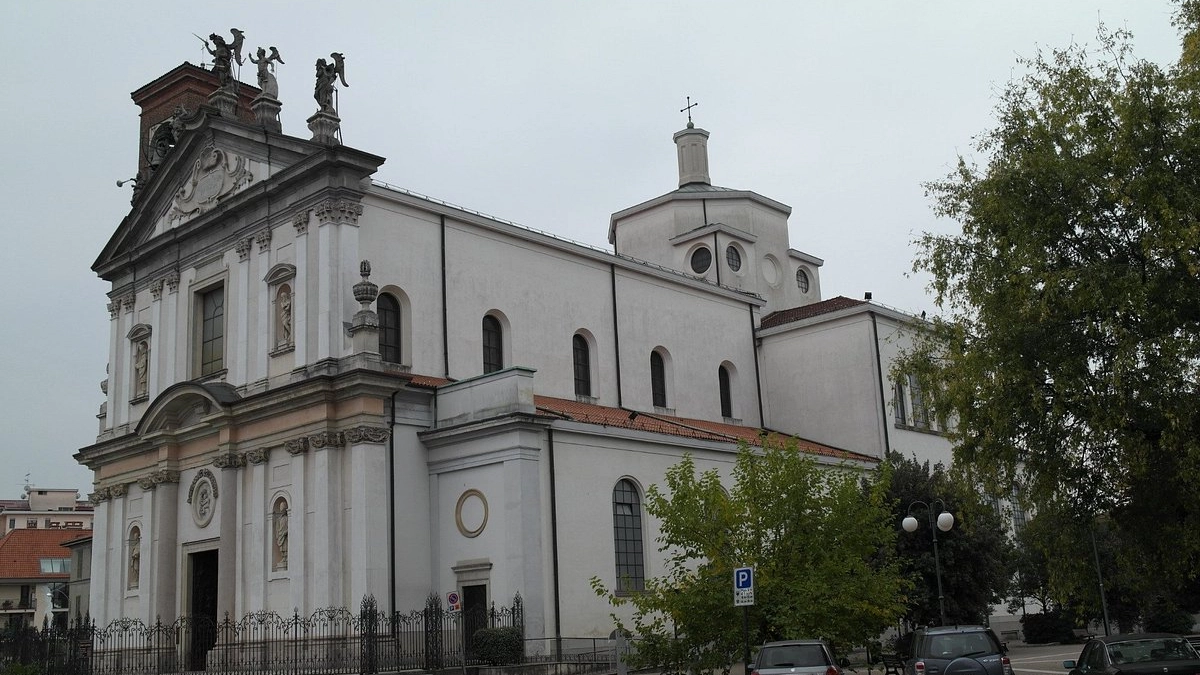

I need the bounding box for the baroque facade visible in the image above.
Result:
[76,60,950,646]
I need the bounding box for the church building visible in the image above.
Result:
[75,49,950,645]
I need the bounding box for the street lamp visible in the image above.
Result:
[902,499,954,626]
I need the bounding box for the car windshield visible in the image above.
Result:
[758,645,829,668]
[928,633,999,659]
[1106,638,1198,664]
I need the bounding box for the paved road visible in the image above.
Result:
[1005,643,1084,675]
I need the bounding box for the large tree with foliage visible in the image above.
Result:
[593,439,907,674]
[885,454,1012,627]
[899,6,1200,598]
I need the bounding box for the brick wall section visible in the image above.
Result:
[131,62,261,177]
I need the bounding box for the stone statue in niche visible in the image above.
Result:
[276,285,292,346]
[133,340,149,399]
[273,499,289,570]
[248,46,284,99]
[128,529,141,589]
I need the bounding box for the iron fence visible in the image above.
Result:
[0,593,525,675]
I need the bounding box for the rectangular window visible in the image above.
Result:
[27,519,37,529]
[39,558,70,574]
[199,286,225,376]
[908,374,929,428]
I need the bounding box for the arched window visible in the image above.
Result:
[378,293,401,364]
[612,479,645,593]
[573,334,591,397]
[719,365,733,418]
[650,351,667,408]
[272,497,289,571]
[483,315,503,373]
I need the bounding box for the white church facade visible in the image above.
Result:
[75,59,951,643]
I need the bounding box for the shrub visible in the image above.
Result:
[473,626,523,665]
[1143,604,1196,634]
[1020,610,1075,644]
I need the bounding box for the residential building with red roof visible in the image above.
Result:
[74,59,950,658]
[0,528,77,629]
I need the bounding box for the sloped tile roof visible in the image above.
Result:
[759,296,867,330]
[533,395,876,463]
[0,529,77,580]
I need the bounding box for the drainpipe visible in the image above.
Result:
[610,264,623,407]
[440,215,450,378]
[869,311,891,456]
[749,304,765,426]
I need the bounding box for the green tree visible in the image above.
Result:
[886,454,1013,627]
[592,439,907,674]
[899,8,1200,599]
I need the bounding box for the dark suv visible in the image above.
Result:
[900,626,1013,675]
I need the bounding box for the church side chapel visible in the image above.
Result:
[75,28,950,659]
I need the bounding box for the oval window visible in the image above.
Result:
[796,269,810,293]
[690,247,712,274]
[726,246,742,272]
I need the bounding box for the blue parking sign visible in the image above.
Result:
[734,567,755,606]
[735,567,753,589]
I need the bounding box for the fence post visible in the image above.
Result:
[424,593,443,671]
[360,594,379,675]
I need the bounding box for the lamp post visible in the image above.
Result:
[902,499,955,626]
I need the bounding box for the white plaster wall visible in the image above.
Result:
[759,313,885,456]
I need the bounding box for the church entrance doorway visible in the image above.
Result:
[462,584,487,659]
[187,549,219,670]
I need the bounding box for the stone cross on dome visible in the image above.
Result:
[680,96,698,129]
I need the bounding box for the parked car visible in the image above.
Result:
[901,626,1013,675]
[751,640,845,675]
[1063,633,1200,675]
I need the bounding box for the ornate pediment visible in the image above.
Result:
[165,143,254,226]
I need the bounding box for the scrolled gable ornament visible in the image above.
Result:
[167,144,253,225]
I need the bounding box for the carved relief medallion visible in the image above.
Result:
[187,468,219,528]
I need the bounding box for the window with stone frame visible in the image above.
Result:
[573,334,591,397]
[650,351,667,408]
[198,285,225,376]
[611,479,645,594]
[482,315,503,374]
[718,364,733,419]
[378,293,401,364]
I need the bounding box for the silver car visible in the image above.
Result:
[751,640,844,675]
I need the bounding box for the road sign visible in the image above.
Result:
[447,591,461,611]
[734,567,755,606]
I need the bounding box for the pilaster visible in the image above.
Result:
[346,426,391,604]
[293,211,310,368]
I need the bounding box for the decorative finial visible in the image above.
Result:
[681,96,698,129]
[353,260,378,307]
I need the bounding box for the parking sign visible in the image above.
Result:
[734,567,755,606]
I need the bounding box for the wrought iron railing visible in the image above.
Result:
[0,593,525,675]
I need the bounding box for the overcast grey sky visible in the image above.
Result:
[0,1,1180,496]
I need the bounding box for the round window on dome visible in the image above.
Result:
[690,247,712,274]
[796,268,810,293]
[726,245,742,272]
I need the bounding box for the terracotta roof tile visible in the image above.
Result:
[0,529,77,580]
[760,296,867,330]
[533,395,876,463]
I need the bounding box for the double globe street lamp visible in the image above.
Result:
[902,500,955,626]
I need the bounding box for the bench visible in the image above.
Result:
[882,653,904,675]
[1072,629,1095,641]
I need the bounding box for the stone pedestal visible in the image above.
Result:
[252,95,283,133]
[307,110,342,145]
[208,89,239,119]
[349,312,378,354]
